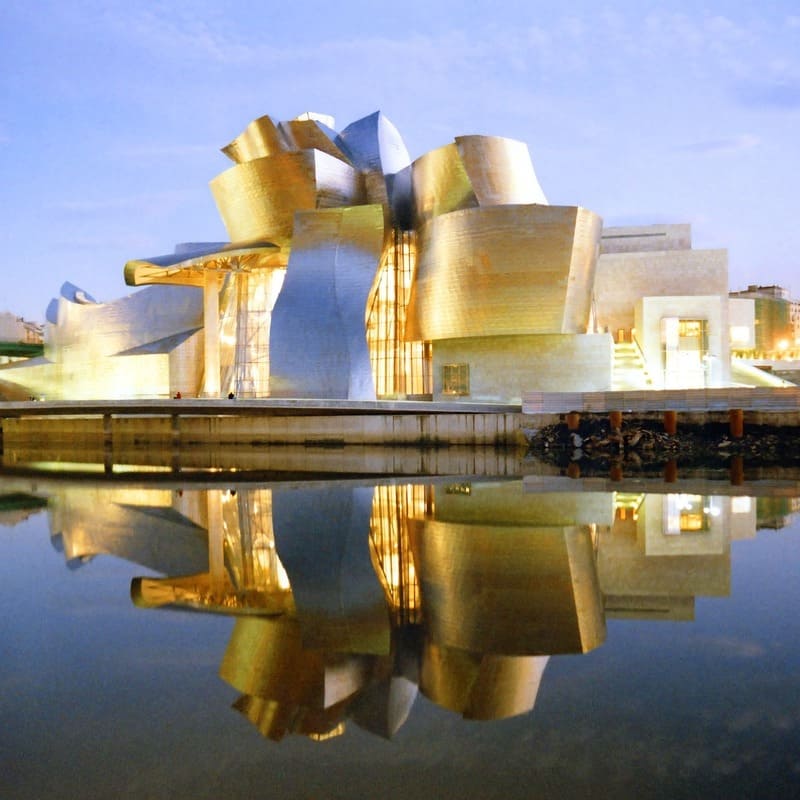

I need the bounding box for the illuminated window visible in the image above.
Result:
[678,320,705,338]
[442,363,469,395]
[665,494,710,534]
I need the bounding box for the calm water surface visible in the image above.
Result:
[2,468,800,799]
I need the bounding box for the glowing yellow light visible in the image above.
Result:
[777,339,789,351]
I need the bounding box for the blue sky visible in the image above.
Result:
[2,0,798,321]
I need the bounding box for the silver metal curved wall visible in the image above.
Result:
[405,204,602,341]
[339,111,412,220]
[47,284,202,358]
[269,205,385,399]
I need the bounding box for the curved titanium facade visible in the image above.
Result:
[221,115,285,163]
[339,111,412,221]
[269,205,385,399]
[410,135,547,227]
[455,135,547,207]
[405,204,603,341]
[210,150,364,245]
[0,283,204,400]
[278,118,352,163]
[410,142,476,224]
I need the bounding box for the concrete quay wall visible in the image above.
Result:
[0,405,527,448]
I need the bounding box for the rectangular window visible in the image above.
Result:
[442,363,469,396]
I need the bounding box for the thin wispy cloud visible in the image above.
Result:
[105,4,256,66]
[677,134,760,155]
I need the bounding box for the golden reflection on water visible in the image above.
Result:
[4,472,799,743]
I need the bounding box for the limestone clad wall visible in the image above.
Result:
[600,223,692,254]
[431,333,614,403]
[594,248,728,338]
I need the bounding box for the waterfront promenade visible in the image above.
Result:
[523,387,800,415]
[2,387,800,452]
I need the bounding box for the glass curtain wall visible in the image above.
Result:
[366,230,431,398]
[218,270,286,398]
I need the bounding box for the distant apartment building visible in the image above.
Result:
[0,311,43,346]
[728,285,794,354]
[792,298,800,346]
[0,311,44,373]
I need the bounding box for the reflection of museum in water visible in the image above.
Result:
[31,476,781,742]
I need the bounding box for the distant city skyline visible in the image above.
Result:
[2,0,799,321]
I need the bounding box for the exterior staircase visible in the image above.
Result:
[612,341,653,390]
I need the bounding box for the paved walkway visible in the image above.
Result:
[523,387,800,414]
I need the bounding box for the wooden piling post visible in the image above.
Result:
[729,408,744,439]
[609,410,623,430]
[664,410,678,435]
[566,411,581,431]
[730,455,744,486]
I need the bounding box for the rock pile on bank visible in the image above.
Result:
[524,415,800,470]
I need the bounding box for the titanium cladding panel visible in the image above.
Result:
[278,118,353,164]
[338,111,412,217]
[269,205,385,399]
[455,136,547,207]
[411,136,547,227]
[210,150,364,244]
[221,115,285,163]
[405,204,602,341]
[339,111,411,175]
[411,142,477,225]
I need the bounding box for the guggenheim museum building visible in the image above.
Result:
[0,110,742,402]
